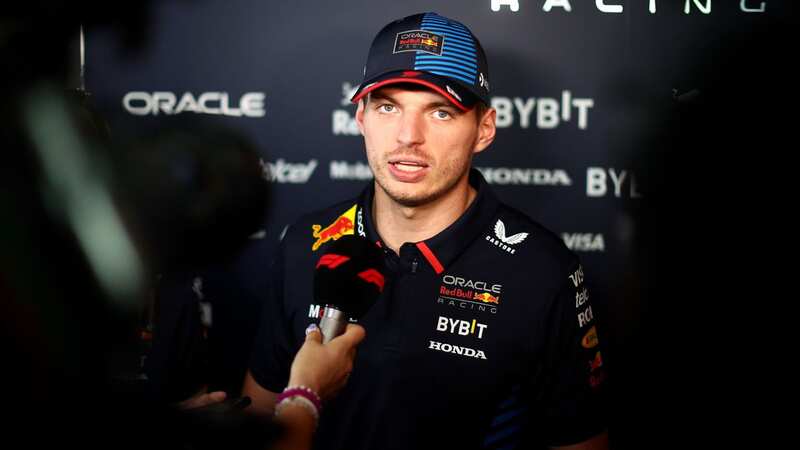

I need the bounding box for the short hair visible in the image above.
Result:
[473,101,489,125]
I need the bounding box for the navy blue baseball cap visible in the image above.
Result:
[350,12,491,111]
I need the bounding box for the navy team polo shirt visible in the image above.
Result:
[250,169,607,450]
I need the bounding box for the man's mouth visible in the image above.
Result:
[389,160,429,173]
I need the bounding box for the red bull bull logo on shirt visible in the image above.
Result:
[473,292,500,305]
[311,204,357,251]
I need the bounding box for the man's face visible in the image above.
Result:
[355,85,494,207]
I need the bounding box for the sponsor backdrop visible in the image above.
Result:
[83,0,782,441]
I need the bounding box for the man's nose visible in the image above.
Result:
[396,111,425,147]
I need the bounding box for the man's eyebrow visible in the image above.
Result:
[367,92,394,103]
[428,101,460,111]
[367,92,461,112]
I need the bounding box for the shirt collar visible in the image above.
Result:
[357,168,499,274]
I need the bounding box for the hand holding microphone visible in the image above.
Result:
[284,235,386,402]
[273,322,367,450]
[276,235,385,433]
[288,323,365,402]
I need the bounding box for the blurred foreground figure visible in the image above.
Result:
[1,4,365,449]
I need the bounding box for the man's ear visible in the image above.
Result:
[473,108,496,155]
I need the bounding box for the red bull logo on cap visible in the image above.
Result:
[311,204,357,251]
[473,292,500,305]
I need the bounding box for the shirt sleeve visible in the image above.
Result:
[529,260,608,447]
[248,237,296,393]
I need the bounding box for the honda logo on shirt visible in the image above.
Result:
[428,340,487,360]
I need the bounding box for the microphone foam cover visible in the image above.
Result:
[313,235,387,320]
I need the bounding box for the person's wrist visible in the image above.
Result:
[274,400,318,427]
[275,385,322,428]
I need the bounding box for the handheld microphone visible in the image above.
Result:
[313,236,386,343]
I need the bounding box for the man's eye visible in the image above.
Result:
[433,110,451,120]
[378,104,395,113]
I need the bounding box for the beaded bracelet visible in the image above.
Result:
[274,385,322,425]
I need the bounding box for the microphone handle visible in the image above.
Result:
[319,306,347,343]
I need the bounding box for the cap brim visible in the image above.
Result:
[350,71,477,112]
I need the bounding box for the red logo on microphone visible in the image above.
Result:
[358,269,385,292]
[316,254,351,269]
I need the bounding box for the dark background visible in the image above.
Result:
[3,1,792,448]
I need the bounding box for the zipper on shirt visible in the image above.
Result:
[411,259,418,273]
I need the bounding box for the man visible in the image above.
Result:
[245,12,608,450]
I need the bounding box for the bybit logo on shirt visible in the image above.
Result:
[436,316,488,339]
